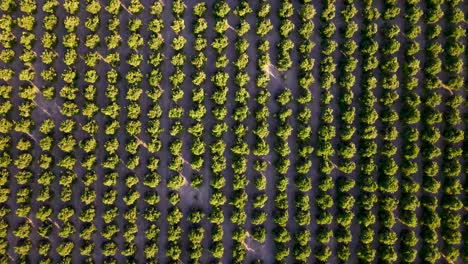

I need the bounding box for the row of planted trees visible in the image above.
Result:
[0,0,466,263]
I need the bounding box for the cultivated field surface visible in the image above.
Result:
[0,0,466,263]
